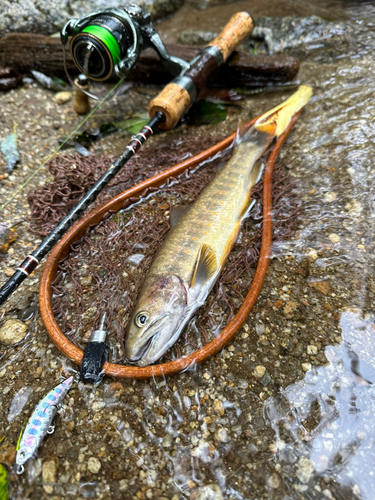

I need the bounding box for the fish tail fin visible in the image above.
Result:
[254,85,313,137]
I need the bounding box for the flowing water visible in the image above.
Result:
[1,0,375,498]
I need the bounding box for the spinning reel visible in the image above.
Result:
[61,5,189,98]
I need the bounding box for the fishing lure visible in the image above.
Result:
[15,376,73,474]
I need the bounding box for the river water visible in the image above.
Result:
[1,0,375,499]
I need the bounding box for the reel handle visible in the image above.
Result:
[149,11,254,129]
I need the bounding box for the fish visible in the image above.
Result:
[15,376,73,474]
[125,85,313,367]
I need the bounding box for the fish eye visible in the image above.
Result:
[135,311,149,328]
[19,450,26,458]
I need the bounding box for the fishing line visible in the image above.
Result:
[0,77,125,213]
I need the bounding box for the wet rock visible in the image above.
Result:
[0,319,28,345]
[253,365,266,378]
[252,16,348,54]
[91,400,106,413]
[6,290,34,311]
[178,30,217,45]
[301,362,312,372]
[214,427,230,443]
[296,456,314,483]
[0,442,16,465]
[0,222,18,253]
[212,399,224,416]
[54,91,72,105]
[307,345,318,355]
[255,322,265,335]
[7,386,33,422]
[307,249,318,263]
[87,457,101,474]
[267,473,280,489]
[43,459,58,494]
[309,280,330,295]
[260,373,272,387]
[4,268,14,277]
[284,301,298,318]
[324,192,337,203]
[328,233,340,244]
[194,484,224,500]
[238,379,248,389]
[162,434,173,448]
[0,0,184,37]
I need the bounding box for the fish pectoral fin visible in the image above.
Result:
[170,205,190,227]
[239,160,263,221]
[240,198,256,222]
[190,243,218,291]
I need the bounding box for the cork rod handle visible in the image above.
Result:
[208,12,254,63]
[149,12,253,130]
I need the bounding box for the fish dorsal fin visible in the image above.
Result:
[170,205,189,227]
[190,243,218,291]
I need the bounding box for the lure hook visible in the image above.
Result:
[16,464,24,475]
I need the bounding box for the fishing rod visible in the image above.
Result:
[0,11,254,307]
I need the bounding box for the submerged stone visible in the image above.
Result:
[0,319,28,345]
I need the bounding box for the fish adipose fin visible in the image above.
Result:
[191,243,218,291]
[170,205,190,227]
[255,85,313,137]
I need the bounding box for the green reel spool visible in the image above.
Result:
[70,13,131,81]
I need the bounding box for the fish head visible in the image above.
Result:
[125,275,187,366]
[16,445,34,467]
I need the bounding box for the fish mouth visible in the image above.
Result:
[128,332,161,364]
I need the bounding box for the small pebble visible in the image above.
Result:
[91,401,106,412]
[307,249,318,262]
[267,473,280,489]
[329,233,340,243]
[238,379,248,389]
[214,428,230,443]
[87,457,101,474]
[296,457,314,483]
[213,399,224,416]
[0,319,28,345]
[255,323,265,335]
[324,192,337,203]
[42,459,57,494]
[307,345,318,355]
[302,362,312,372]
[54,91,72,105]
[4,268,14,277]
[253,365,266,378]
[195,484,224,500]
